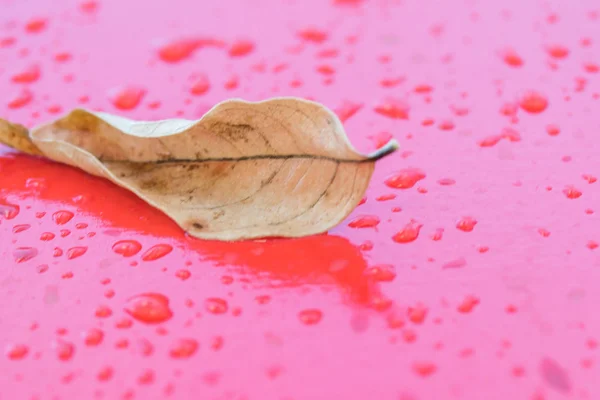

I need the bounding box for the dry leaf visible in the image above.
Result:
[0,98,397,240]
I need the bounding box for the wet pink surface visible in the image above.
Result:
[1,0,600,399]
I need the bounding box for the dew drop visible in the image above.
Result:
[67,246,87,260]
[0,199,20,220]
[297,28,328,43]
[563,185,582,199]
[55,340,75,361]
[7,89,33,109]
[13,247,38,263]
[141,244,173,261]
[456,216,478,232]
[457,295,480,313]
[11,64,41,83]
[502,48,524,67]
[97,366,113,382]
[138,369,155,385]
[582,174,597,184]
[205,297,228,314]
[546,124,560,136]
[519,91,548,113]
[407,304,428,324]
[108,86,146,110]
[190,74,210,96]
[587,241,598,250]
[13,224,31,233]
[83,328,104,346]
[348,215,380,228]
[392,220,422,243]
[546,44,569,59]
[228,40,254,57]
[374,98,410,119]
[364,264,396,282]
[385,168,426,189]
[53,210,74,225]
[125,293,173,324]
[95,305,113,318]
[334,100,362,123]
[175,269,191,280]
[412,361,437,377]
[25,18,48,33]
[169,338,198,359]
[6,344,28,360]
[298,309,323,325]
[112,240,142,257]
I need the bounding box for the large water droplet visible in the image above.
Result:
[392,221,422,243]
[67,246,87,260]
[385,168,426,189]
[112,240,142,257]
[53,210,74,225]
[125,293,173,324]
[5,344,28,360]
[141,244,173,261]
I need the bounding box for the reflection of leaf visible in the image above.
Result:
[0,98,397,241]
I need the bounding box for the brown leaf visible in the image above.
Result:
[0,98,397,240]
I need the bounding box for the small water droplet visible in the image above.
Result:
[190,74,210,95]
[228,40,254,57]
[67,246,87,259]
[364,264,396,281]
[407,304,428,324]
[376,193,396,201]
[11,64,41,83]
[0,199,20,220]
[6,344,28,360]
[298,309,323,325]
[25,17,48,33]
[55,340,75,361]
[501,48,524,67]
[348,215,380,228]
[297,28,328,43]
[13,247,38,263]
[13,224,31,233]
[334,100,362,123]
[205,297,228,314]
[563,185,582,199]
[141,244,173,261]
[392,220,422,243]
[170,338,198,359]
[175,269,191,280]
[255,295,271,305]
[546,44,569,59]
[457,295,480,313]
[83,328,104,346]
[456,216,478,232]
[582,174,597,184]
[108,86,146,110]
[538,228,551,237]
[437,178,456,186]
[97,366,113,382]
[125,293,173,324]
[7,89,33,109]
[546,124,560,136]
[95,305,113,318]
[53,210,74,225]
[385,168,426,189]
[374,98,410,119]
[519,91,548,113]
[412,361,437,377]
[112,240,142,257]
[138,369,155,385]
[587,241,598,250]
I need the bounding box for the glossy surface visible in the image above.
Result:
[1,0,599,399]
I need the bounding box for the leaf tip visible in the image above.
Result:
[367,139,399,161]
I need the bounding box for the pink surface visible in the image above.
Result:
[1,0,600,399]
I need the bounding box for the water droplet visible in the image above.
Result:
[157,37,224,63]
[392,220,422,243]
[7,89,33,109]
[374,98,410,119]
[0,199,20,220]
[125,293,173,324]
[412,361,437,377]
[540,358,571,393]
[95,305,113,318]
[587,241,598,250]
[407,304,428,324]
[190,74,210,95]
[348,215,380,228]
[457,295,480,313]
[53,210,74,225]
[13,247,38,263]
[62,271,74,279]
[11,64,41,83]
[501,48,524,67]
[205,297,228,314]
[380,77,404,88]
[108,86,146,110]
[535,228,551,238]
[25,17,48,33]
[97,366,113,382]
[175,269,191,280]
[403,329,417,343]
[298,309,322,325]
[364,264,396,282]
[83,328,104,346]
[55,340,75,361]
[255,295,271,305]
[138,369,155,385]
[112,240,142,257]
[67,246,87,259]
[170,338,198,359]
[582,174,597,184]
[437,178,456,186]
[115,318,132,329]
[546,124,560,136]
[563,185,582,199]
[228,40,254,57]
[297,28,328,43]
[210,336,224,351]
[6,344,28,360]
[141,244,173,261]
[13,224,31,233]
[456,216,478,232]
[334,100,362,123]
[54,247,63,257]
[376,193,396,201]
[385,168,426,189]
[546,44,569,59]
[519,91,548,113]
